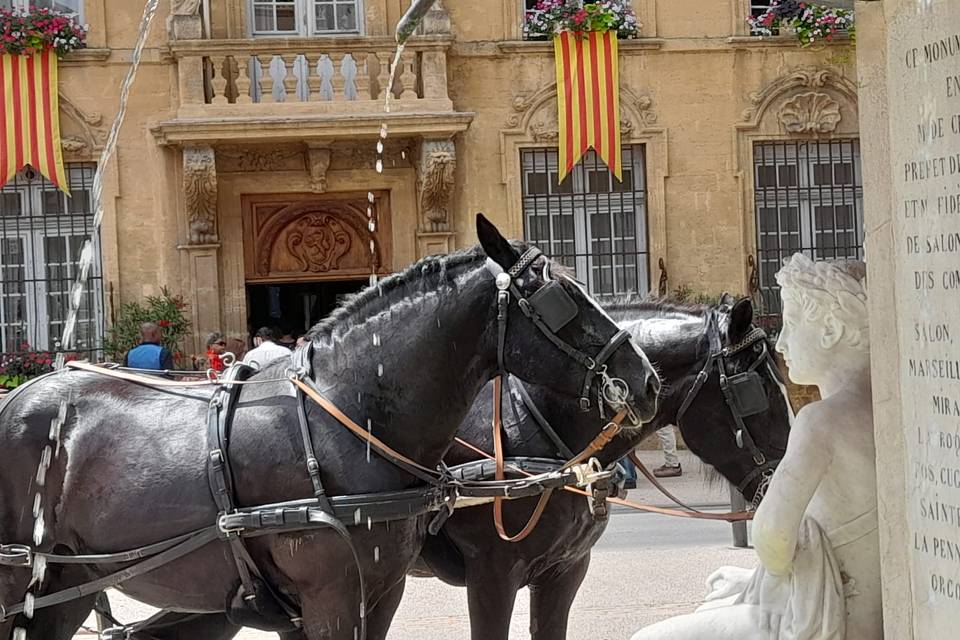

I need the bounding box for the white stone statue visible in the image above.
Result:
[630,253,881,640]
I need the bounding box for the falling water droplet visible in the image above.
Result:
[374,546,380,563]
[401,149,407,159]
[23,593,35,619]
[375,158,383,174]
[13,627,26,640]
[367,206,373,218]
[354,626,359,640]
[370,240,376,255]
[380,123,388,139]
[368,220,376,232]
[373,334,380,347]
[354,508,362,526]
[367,516,372,530]
[368,191,376,204]
[376,140,384,154]
[366,419,373,463]
[30,554,47,588]
[377,363,384,377]
[369,273,378,287]
[33,512,44,546]
[437,317,441,329]
[32,493,41,518]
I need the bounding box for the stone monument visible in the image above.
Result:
[856,1,960,637]
[630,254,880,639]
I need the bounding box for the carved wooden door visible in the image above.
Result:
[242,191,391,283]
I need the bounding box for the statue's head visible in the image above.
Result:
[774,253,868,386]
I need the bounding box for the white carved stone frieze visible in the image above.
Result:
[183,147,218,245]
[777,92,842,134]
[418,139,456,232]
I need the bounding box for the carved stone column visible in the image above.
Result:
[179,145,222,355]
[419,0,452,105]
[416,138,457,257]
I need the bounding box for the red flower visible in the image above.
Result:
[156,319,172,328]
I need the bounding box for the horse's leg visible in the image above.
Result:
[528,554,591,640]
[364,579,406,640]
[15,594,97,640]
[465,561,521,640]
[127,611,241,640]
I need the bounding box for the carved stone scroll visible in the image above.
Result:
[183,146,218,245]
[777,91,842,134]
[418,139,457,232]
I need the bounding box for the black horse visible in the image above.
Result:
[120,296,791,640]
[0,216,659,640]
[413,296,792,640]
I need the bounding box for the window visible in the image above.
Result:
[0,0,82,21]
[753,139,863,327]
[522,146,650,298]
[250,0,361,36]
[0,164,104,359]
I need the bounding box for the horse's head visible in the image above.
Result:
[621,296,791,506]
[476,214,659,425]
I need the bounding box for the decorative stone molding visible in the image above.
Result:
[216,145,302,172]
[777,92,842,133]
[739,67,858,129]
[304,143,332,193]
[286,213,352,272]
[330,141,414,171]
[418,139,457,232]
[183,147,218,245]
[504,84,658,145]
[59,93,106,154]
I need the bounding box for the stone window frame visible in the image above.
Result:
[499,82,667,294]
[734,67,860,316]
[246,0,365,37]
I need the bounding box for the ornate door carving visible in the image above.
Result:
[242,192,391,283]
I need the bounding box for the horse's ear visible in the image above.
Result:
[728,298,754,342]
[477,213,520,270]
[719,292,736,308]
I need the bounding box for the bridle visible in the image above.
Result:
[489,246,639,424]
[675,310,782,503]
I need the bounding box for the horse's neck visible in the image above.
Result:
[312,266,497,466]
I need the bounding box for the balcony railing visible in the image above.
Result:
[168,36,453,117]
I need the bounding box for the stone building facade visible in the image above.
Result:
[0,0,861,365]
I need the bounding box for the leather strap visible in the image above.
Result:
[628,451,701,512]
[491,376,553,542]
[510,376,575,459]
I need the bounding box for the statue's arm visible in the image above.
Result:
[752,403,834,576]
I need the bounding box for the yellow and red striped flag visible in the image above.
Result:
[554,30,621,183]
[0,50,69,193]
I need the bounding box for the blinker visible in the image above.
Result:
[525,280,579,332]
[726,371,769,417]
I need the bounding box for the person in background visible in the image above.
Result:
[205,332,227,372]
[123,322,174,371]
[653,425,682,478]
[243,326,293,367]
[276,324,298,351]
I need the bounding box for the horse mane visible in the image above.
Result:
[306,244,494,342]
[602,294,712,320]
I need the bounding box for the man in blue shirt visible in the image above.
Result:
[123,322,174,370]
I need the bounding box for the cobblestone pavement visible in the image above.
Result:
[72,451,755,639]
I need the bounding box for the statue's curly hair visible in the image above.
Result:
[775,253,869,351]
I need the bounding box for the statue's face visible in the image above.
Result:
[776,296,829,386]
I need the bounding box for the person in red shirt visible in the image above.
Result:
[205,332,227,372]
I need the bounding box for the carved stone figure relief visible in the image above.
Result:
[286,213,352,272]
[183,147,218,245]
[777,92,842,133]
[305,144,332,193]
[59,93,106,155]
[418,139,456,232]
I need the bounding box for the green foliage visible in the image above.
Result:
[104,288,190,364]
